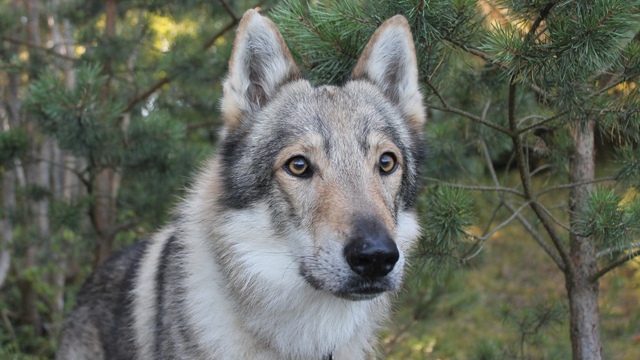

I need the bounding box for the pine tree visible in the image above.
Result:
[0,0,269,355]
[272,1,640,359]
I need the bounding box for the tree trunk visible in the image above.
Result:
[16,0,46,337]
[567,119,602,360]
[0,163,15,288]
[93,0,120,267]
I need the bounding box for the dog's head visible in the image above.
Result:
[217,10,424,300]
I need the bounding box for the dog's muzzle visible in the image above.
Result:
[344,231,398,279]
[339,217,400,300]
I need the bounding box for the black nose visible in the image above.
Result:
[344,218,399,279]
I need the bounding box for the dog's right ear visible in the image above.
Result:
[221,9,300,132]
[352,15,425,133]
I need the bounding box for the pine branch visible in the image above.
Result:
[481,137,566,270]
[219,0,239,22]
[123,16,241,113]
[428,103,511,135]
[592,249,640,281]
[504,199,566,271]
[423,177,525,197]
[442,35,549,99]
[533,200,571,231]
[481,200,531,241]
[1,36,78,62]
[597,241,640,259]
[524,1,557,43]
[518,111,568,134]
[186,120,220,131]
[508,78,571,271]
[536,176,617,196]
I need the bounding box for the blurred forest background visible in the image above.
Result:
[1,0,640,359]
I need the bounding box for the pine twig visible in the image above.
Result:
[428,103,511,135]
[532,200,571,232]
[508,76,571,271]
[123,18,240,113]
[481,201,531,241]
[592,249,640,281]
[423,177,525,197]
[219,0,239,22]
[1,36,77,62]
[504,200,566,271]
[536,176,617,196]
[518,111,568,134]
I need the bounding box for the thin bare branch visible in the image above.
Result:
[508,76,571,271]
[443,36,548,98]
[424,77,448,107]
[536,176,617,196]
[503,200,566,271]
[592,249,640,281]
[1,36,77,62]
[481,140,500,188]
[124,18,239,113]
[423,177,525,197]
[482,201,531,240]
[444,36,501,67]
[518,111,568,134]
[219,0,239,21]
[524,1,557,42]
[533,200,571,231]
[597,241,640,259]
[517,114,547,127]
[428,103,512,135]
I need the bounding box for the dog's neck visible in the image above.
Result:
[178,193,389,358]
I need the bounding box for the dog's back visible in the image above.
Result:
[57,240,148,359]
[58,9,424,360]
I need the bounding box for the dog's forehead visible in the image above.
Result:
[264,80,406,142]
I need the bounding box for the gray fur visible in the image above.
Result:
[57,10,425,360]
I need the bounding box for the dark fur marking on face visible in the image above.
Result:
[219,124,296,209]
[219,110,331,210]
[352,100,424,211]
[312,114,333,157]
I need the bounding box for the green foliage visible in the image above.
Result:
[119,112,190,175]
[272,0,481,84]
[500,300,567,354]
[26,64,124,161]
[616,145,640,187]
[484,0,640,112]
[416,186,476,271]
[573,187,640,255]
[272,0,640,358]
[1,0,639,357]
[0,129,29,167]
[0,0,267,356]
[50,198,89,232]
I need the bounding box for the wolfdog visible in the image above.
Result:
[57,9,425,360]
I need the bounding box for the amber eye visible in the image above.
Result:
[379,153,397,174]
[285,156,311,177]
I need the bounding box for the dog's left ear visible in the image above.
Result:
[221,9,300,132]
[352,15,425,132]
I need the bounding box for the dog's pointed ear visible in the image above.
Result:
[221,9,300,131]
[352,15,425,131]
